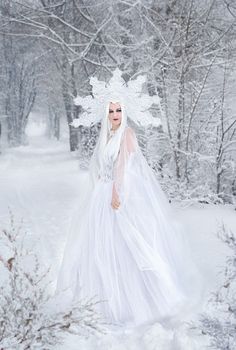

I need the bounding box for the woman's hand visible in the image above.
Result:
[111,196,120,210]
[111,183,120,210]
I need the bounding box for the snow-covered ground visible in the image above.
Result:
[0,129,235,349]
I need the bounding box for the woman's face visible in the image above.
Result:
[108,102,122,129]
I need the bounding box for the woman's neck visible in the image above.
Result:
[111,125,120,131]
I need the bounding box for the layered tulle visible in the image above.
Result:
[54,126,205,332]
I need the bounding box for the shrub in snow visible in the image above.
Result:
[196,223,236,349]
[0,212,107,350]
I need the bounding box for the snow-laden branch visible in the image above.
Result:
[0,212,108,348]
[13,0,94,38]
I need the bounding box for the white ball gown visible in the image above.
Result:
[55,125,204,332]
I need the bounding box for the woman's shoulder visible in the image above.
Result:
[123,126,138,151]
[124,126,136,137]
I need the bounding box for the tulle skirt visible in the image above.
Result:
[55,153,205,332]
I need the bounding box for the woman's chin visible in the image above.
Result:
[112,122,121,128]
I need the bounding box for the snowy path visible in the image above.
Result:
[0,137,84,278]
[0,136,235,349]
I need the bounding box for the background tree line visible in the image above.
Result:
[0,0,236,203]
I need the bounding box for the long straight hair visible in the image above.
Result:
[100,101,127,160]
[89,100,127,185]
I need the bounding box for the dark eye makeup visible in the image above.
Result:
[109,109,122,113]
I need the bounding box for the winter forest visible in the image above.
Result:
[0,0,236,349]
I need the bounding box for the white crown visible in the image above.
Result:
[72,68,162,127]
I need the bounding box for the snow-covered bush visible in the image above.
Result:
[0,212,107,349]
[196,223,236,349]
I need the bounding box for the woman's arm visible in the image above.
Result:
[111,127,137,210]
[111,182,120,210]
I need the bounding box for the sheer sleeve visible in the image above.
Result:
[112,127,138,203]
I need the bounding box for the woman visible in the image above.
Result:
[55,100,204,332]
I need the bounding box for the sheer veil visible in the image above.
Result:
[54,99,205,321]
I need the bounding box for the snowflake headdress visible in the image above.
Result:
[72,68,162,128]
[72,69,162,186]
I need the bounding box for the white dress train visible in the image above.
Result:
[55,126,205,332]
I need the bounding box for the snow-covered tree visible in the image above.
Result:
[0,213,107,349]
[0,0,235,202]
[196,223,236,349]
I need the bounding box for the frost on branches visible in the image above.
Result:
[196,223,236,349]
[0,212,107,350]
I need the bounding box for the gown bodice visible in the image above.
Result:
[98,156,114,182]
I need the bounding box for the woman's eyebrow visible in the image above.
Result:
[109,108,122,112]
